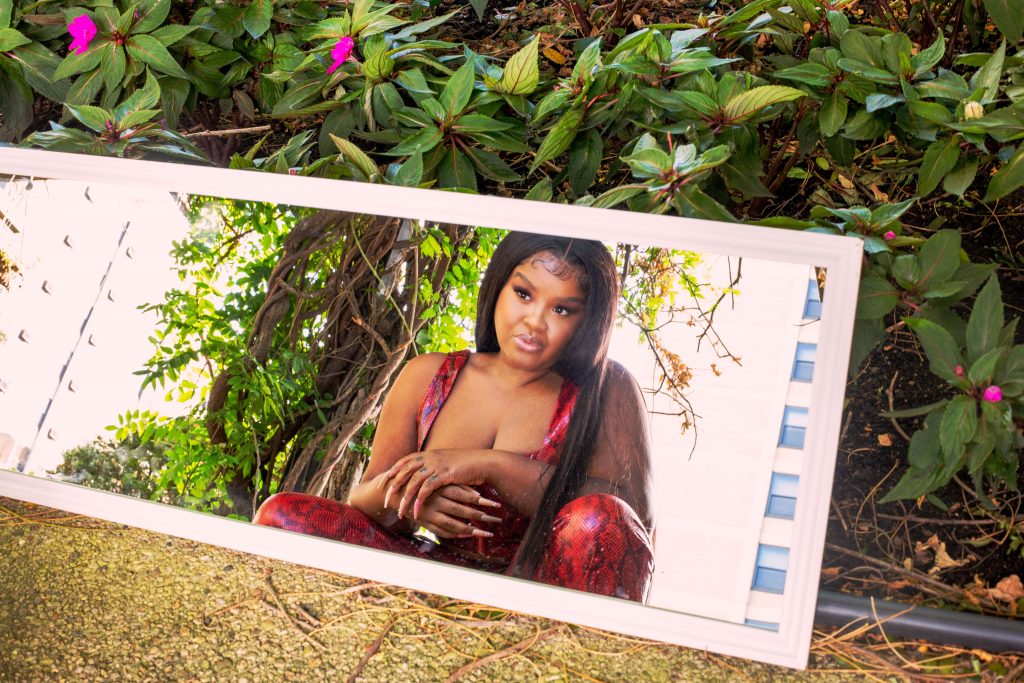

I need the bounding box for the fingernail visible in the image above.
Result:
[478,498,501,508]
[480,514,502,524]
[414,500,421,519]
[471,528,494,538]
[384,486,393,509]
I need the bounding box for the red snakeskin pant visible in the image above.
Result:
[253,492,654,602]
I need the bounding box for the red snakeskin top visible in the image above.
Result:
[416,350,578,568]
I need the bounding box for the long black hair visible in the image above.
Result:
[474,231,619,579]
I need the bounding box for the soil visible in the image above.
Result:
[823,205,1024,612]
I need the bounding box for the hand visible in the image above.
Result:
[377,450,493,522]
[391,484,502,539]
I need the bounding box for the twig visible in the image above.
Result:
[346,614,399,683]
[263,573,325,650]
[184,125,272,138]
[444,625,562,682]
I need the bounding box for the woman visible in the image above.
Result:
[254,232,655,601]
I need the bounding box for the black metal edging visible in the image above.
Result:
[815,590,1024,653]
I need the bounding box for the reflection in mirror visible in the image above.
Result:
[0,173,821,633]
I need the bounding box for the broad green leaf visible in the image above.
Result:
[983,0,1023,43]
[242,0,273,39]
[774,63,832,88]
[439,60,474,118]
[530,106,584,174]
[882,399,950,419]
[7,42,68,103]
[892,254,923,289]
[622,147,671,177]
[871,197,917,226]
[819,90,847,138]
[916,229,961,290]
[571,38,602,82]
[452,114,512,133]
[330,134,378,179]
[0,0,10,29]
[856,273,899,318]
[983,145,1024,202]
[67,104,113,133]
[436,147,477,191]
[532,89,569,124]
[965,415,996,475]
[463,146,520,183]
[865,93,904,112]
[905,317,967,385]
[497,37,538,95]
[879,413,945,502]
[836,58,897,84]
[940,395,977,457]
[591,184,646,209]
[722,85,804,123]
[1001,345,1024,381]
[849,317,886,375]
[65,68,104,106]
[391,152,423,187]
[388,124,442,156]
[524,178,552,202]
[969,41,1005,102]
[0,27,29,51]
[133,0,171,34]
[114,69,160,122]
[673,186,734,222]
[126,34,188,78]
[270,79,322,115]
[565,129,602,196]
[468,0,488,21]
[118,108,159,129]
[968,347,1004,385]
[944,156,978,196]
[0,62,32,141]
[966,275,1003,364]
[918,137,960,196]
[53,43,104,82]
[839,30,878,66]
[911,33,945,78]
[99,42,126,93]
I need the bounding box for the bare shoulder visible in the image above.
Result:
[604,360,646,408]
[391,352,449,400]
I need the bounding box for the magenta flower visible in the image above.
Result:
[954,365,965,377]
[68,14,97,56]
[982,385,1003,403]
[883,230,896,240]
[326,37,355,75]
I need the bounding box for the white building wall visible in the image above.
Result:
[0,178,185,475]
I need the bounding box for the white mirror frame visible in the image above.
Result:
[0,147,862,669]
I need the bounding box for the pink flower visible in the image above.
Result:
[326,37,355,75]
[68,14,97,56]
[954,365,965,377]
[883,230,896,240]
[982,385,1002,403]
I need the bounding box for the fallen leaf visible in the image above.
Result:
[837,174,855,189]
[877,434,893,446]
[632,14,643,28]
[820,566,841,579]
[869,182,890,202]
[914,533,972,574]
[989,575,1024,603]
[542,47,565,65]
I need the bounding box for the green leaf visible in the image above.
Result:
[565,128,602,196]
[67,104,113,133]
[242,0,273,39]
[968,347,1004,385]
[856,272,900,319]
[943,156,978,197]
[892,254,923,289]
[722,85,804,123]
[969,40,1005,101]
[775,63,832,88]
[0,0,11,29]
[591,184,646,209]
[966,275,1004,364]
[53,43,104,82]
[114,69,160,122]
[149,24,196,47]
[918,137,960,196]
[673,186,734,222]
[819,89,847,138]
[916,229,961,290]
[839,30,878,66]
[468,0,488,21]
[983,0,1023,43]
[905,317,967,385]
[330,134,378,179]
[388,124,442,156]
[496,37,538,95]
[0,62,32,141]
[871,197,917,226]
[436,146,477,191]
[940,395,977,457]
[911,33,945,78]
[270,79,322,116]
[849,317,886,375]
[99,42,127,93]
[0,27,29,51]
[530,106,584,174]
[463,146,520,182]
[391,152,423,187]
[132,0,171,34]
[525,178,553,202]
[65,68,104,106]
[882,398,950,419]
[983,145,1024,202]
[622,147,671,177]
[126,34,188,78]
[965,414,996,476]
[879,413,945,503]
[439,60,475,118]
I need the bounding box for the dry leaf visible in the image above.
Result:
[877,433,893,446]
[820,567,841,579]
[868,182,890,202]
[989,575,1024,603]
[632,14,643,28]
[542,47,565,65]
[837,174,855,189]
[914,534,972,575]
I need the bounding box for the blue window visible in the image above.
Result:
[791,342,816,382]
[803,280,822,319]
[765,472,799,519]
[752,545,789,594]
[779,406,808,449]
[744,618,780,632]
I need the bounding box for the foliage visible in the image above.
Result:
[50,435,180,505]
[5,0,1023,508]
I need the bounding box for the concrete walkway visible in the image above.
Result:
[0,497,861,682]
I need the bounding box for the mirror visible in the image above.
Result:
[0,148,862,669]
